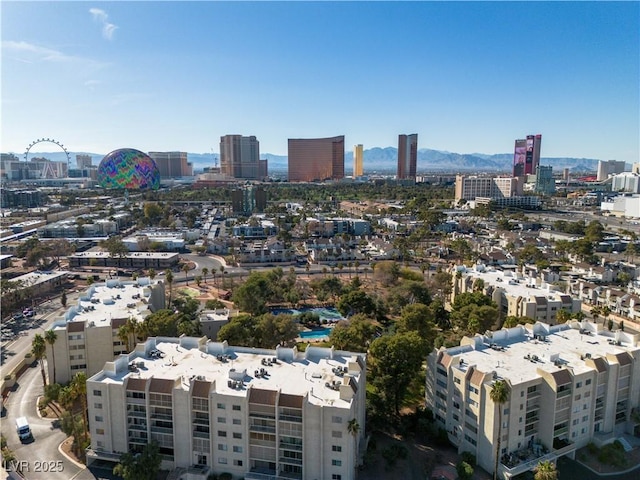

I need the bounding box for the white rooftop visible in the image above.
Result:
[94,339,365,409]
[12,270,69,287]
[447,322,639,385]
[71,251,179,259]
[51,278,160,329]
[459,265,565,301]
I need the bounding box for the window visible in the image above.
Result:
[218,431,227,437]
[233,432,242,439]
[94,403,103,409]
[234,460,243,467]
[332,431,342,438]
[332,416,343,424]
[519,417,523,423]
[586,379,592,386]
[217,403,226,409]
[332,459,342,466]
[232,405,241,411]
[520,391,524,397]
[454,377,461,384]
[332,445,342,452]
[572,419,579,426]
[218,444,228,451]
[582,416,589,422]
[233,446,243,453]
[96,428,105,435]
[576,382,582,388]
[218,417,226,423]
[93,390,102,397]
[332,475,342,480]
[518,430,522,436]
[232,418,241,425]
[218,458,227,465]
[95,416,103,422]
[520,404,524,410]
[96,441,104,448]
[503,408,510,415]
[575,394,581,401]
[583,404,588,410]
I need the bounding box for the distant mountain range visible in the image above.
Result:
[18,148,605,173]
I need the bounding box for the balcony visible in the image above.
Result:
[556,389,572,399]
[150,425,173,435]
[279,415,302,423]
[193,430,210,439]
[128,423,147,431]
[280,442,303,451]
[499,440,575,478]
[250,424,276,434]
[279,456,303,466]
[127,410,147,418]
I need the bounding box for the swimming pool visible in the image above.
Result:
[270,306,344,323]
[299,327,333,339]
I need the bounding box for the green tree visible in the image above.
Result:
[44,329,58,384]
[217,314,257,345]
[490,380,510,480]
[396,303,436,349]
[99,236,129,258]
[556,309,572,324]
[32,333,47,386]
[369,332,425,415]
[201,267,209,284]
[165,269,174,306]
[113,441,162,480]
[142,309,179,337]
[256,313,299,348]
[71,371,88,440]
[336,289,376,317]
[329,314,377,352]
[573,310,586,322]
[457,461,474,480]
[347,418,361,473]
[148,268,157,281]
[182,263,190,285]
[584,220,604,243]
[534,460,558,480]
[61,290,67,308]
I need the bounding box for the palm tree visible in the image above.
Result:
[591,305,601,324]
[601,305,611,326]
[573,310,586,322]
[490,379,510,480]
[148,268,156,281]
[202,267,209,284]
[347,418,360,473]
[32,334,47,386]
[165,269,174,306]
[44,329,58,384]
[182,263,190,285]
[534,460,557,480]
[71,372,88,440]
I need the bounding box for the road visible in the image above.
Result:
[3,365,83,480]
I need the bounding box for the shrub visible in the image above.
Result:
[461,451,476,466]
[587,442,598,454]
[456,461,474,480]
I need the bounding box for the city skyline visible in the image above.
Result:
[1,2,638,163]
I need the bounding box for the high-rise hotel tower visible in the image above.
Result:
[288,136,345,182]
[513,134,542,178]
[353,144,363,177]
[397,134,418,180]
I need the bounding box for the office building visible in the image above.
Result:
[397,134,418,180]
[45,278,166,384]
[426,321,640,478]
[596,160,626,182]
[86,338,366,480]
[76,154,93,169]
[220,135,266,180]
[353,144,363,177]
[534,166,555,195]
[288,136,345,182]
[513,134,542,178]
[149,151,193,178]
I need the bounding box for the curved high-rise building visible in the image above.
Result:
[288,136,345,182]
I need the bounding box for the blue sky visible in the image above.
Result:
[2,1,638,162]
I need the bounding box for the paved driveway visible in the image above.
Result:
[3,364,85,480]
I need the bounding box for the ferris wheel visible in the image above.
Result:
[23,138,71,178]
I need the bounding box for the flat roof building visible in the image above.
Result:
[353,144,363,177]
[46,277,166,384]
[86,338,366,480]
[220,135,265,180]
[427,321,640,478]
[149,151,193,178]
[288,136,345,182]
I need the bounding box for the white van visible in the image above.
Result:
[15,416,31,441]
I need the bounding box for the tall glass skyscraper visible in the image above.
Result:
[288,136,345,182]
[397,134,418,179]
[513,134,542,177]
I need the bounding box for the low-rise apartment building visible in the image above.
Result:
[68,252,180,271]
[45,278,165,384]
[452,265,581,323]
[426,321,640,478]
[86,338,366,480]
